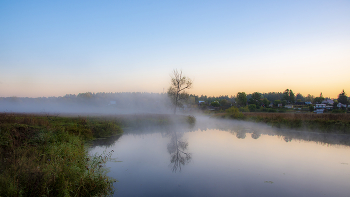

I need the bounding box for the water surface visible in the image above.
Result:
[89,118,350,197]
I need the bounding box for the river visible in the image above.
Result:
[89,117,350,197]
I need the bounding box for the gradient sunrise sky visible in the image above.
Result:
[1,0,349,98]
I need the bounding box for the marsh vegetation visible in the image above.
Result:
[0,113,122,196]
[219,109,350,134]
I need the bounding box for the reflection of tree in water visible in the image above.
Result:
[167,132,191,172]
[251,132,261,139]
[236,130,246,139]
[283,136,293,142]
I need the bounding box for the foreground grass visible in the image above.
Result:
[0,113,122,197]
[216,112,350,134]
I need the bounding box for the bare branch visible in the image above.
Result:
[167,69,193,114]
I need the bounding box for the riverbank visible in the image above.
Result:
[0,113,196,196]
[215,112,350,134]
[0,113,122,196]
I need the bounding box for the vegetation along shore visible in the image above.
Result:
[0,113,195,196]
[0,113,123,196]
[217,109,350,134]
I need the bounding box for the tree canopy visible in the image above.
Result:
[167,69,192,114]
[236,92,247,107]
[338,90,348,106]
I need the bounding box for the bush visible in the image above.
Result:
[309,105,314,112]
[268,108,277,113]
[187,115,196,125]
[332,109,346,113]
[226,107,244,119]
[248,104,257,112]
[239,106,249,112]
[261,108,268,112]
[278,109,287,113]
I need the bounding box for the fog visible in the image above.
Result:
[2,92,349,147]
[0,92,173,114]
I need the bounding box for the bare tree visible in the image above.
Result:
[167,132,191,172]
[167,69,192,114]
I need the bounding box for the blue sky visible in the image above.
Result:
[1,0,349,98]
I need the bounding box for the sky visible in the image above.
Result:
[0,0,349,98]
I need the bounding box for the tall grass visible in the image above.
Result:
[0,113,122,196]
[218,112,350,134]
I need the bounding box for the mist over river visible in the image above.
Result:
[89,117,350,197]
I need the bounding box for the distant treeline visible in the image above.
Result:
[1,90,348,113]
[190,91,317,104]
[190,89,349,108]
[0,92,172,114]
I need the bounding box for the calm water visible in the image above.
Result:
[89,118,350,197]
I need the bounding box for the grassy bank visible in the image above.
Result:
[0,113,122,196]
[217,112,350,134]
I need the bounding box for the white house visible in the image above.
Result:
[285,104,293,109]
[322,99,334,105]
[314,104,326,114]
[337,103,347,108]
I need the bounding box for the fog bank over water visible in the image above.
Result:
[0,92,173,114]
[89,116,350,149]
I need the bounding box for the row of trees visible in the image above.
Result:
[166,69,348,113]
[192,90,348,108]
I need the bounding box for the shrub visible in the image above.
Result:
[248,104,257,112]
[239,106,249,112]
[261,108,268,112]
[187,115,196,125]
[332,109,345,113]
[268,108,277,113]
[226,107,244,119]
[309,105,314,112]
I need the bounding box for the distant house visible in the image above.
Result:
[322,99,334,105]
[295,102,305,105]
[208,106,219,111]
[314,104,326,114]
[198,101,205,104]
[278,104,283,108]
[315,104,326,108]
[305,102,312,105]
[285,104,293,109]
[326,105,333,110]
[337,103,347,108]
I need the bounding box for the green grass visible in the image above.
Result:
[0,113,122,197]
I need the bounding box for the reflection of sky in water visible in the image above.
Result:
[89,127,350,197]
